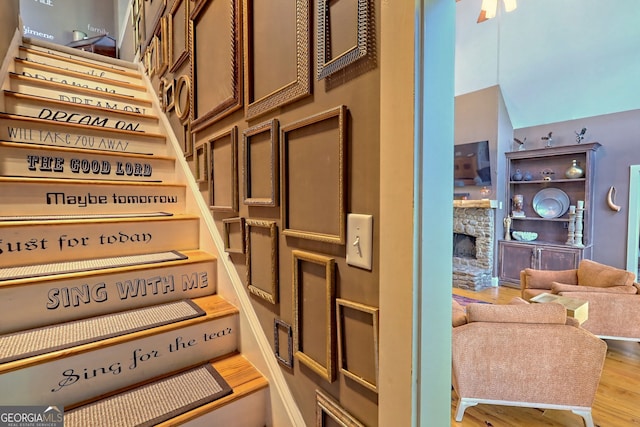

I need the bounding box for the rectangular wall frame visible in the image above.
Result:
[143,0,166,50]
[317,0,369,80]
[274,318,294,368]
[336,298,379,393]
[222,217,245,254]
[163,77,175,112]
[293,250,336,382]
[190,0,242,131]
[195,141,208,183]
[315,389,365,427]
[207,126,239,212]
[243,0,311,120]
[245,219,278,304]
[281,105,347,244]
[168,0,190,72]
[242,118,278,206]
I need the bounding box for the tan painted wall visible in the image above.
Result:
[0,0,20,62]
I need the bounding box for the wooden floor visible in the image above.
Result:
[452,286,640,427]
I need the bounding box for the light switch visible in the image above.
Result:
[346,213,373,270]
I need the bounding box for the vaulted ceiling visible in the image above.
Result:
[455,0,640,129]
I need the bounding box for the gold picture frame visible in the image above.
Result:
[281,106,347,244]
[175,74,191,123]
[242,118,278,206]
[245,219,278,304]
[168,0,190,72]
[195,141,208,183]
[222,217,245,254]
[243,0,311,120]
[189,0,242,131]
[336,298,379,393]
[317,0,369,80]
[274,318,294,369]
[208,126,239,212]
[293,250,336,382]
[153,15,169,77]
[182,120,193,157]
[315,389,365,427]
[163,77,175,112]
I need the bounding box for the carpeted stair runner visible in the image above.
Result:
[64,363,232,427]
[0,250,187,281]
[0,299,204,363]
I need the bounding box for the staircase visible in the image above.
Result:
[0,39,268,426]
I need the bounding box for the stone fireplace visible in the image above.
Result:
[452,200,496,290]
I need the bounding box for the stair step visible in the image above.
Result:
[0,214,200,268]
[0,294,239,407]
[0,177,186,216]
[4,91,159,133]
[9,73,153,116]
[0,112,167,155]
[65,354,267,427]
[0,141,175,182]
[18,46,144,84]
[13,59,150,99]
[0,249,216,334]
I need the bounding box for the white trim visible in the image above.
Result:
[626,165,640,277]
[138,67,304,427]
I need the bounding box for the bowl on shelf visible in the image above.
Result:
[512,231,538,242]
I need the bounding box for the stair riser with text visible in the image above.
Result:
[0,216,200,268]
[0,179,186,216]
[0,314,238,407]
[0,252,216,334]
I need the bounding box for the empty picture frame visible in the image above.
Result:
[154,15,169,77]
[315,389,365,427]
[242,118,278,206]
[175,74,191,123]
[245,219,278,304]
[208,126,239,212]
[181,120,192,157]
[163,77,175,111]
[190,0,242,131]
[336,298,379,393]
[293,250,336,382]
[317,0,369,80]
[281,105,347,244]
[195,141,208,183]
[168,0,190,72]
[243,0,311,120]
[274,318,294,368]
[222,217,245,254]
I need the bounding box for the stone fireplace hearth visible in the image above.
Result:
[452,200,497,290]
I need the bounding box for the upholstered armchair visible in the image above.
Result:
[521,259,640,340]
[452,301,606,427]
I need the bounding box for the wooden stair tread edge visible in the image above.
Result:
[0,175,185,188]
[154,355,269,426]
[13,58,147,91]
[8,73,153,106]
[0,213,198,226]
[18,46,140,76]
[0,249,216,288]
[0,111,164,139]
[3,91,159,120]
[0,139,174,160]
[0,294,239,374]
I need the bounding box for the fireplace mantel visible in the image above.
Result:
[453,199,498,209]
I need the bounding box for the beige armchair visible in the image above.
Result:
[521,259,640,341]
[452,301,606,427]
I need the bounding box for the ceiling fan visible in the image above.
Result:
[456,0,518,23]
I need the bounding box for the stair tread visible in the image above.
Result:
[0,175,184,187]
[0,294,238,373]
[4,90,158,120]
[65,354,267,426]
[14,58,147,91]
[9,73,153,106]
[0,212,198,226]
[0,139,172,160]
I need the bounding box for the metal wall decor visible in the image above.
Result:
[274,318,294,368]
[243,0,311,120]
[208,126,239,212]
[189,0,242,131]
[245,219,279,304]
[317,0,369,80]
[168,0,190,72]
[293,250,336,382]
[242,118,279,207]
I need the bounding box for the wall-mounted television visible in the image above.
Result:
[453,140,491,187]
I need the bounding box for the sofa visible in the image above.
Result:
[520,259,640,341]
[452,301,607,427]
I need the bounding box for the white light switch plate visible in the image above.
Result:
[346,213,373,270]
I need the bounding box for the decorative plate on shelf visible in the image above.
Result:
[533,188,570,219]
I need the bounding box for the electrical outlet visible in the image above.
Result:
[346,214,373,270]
